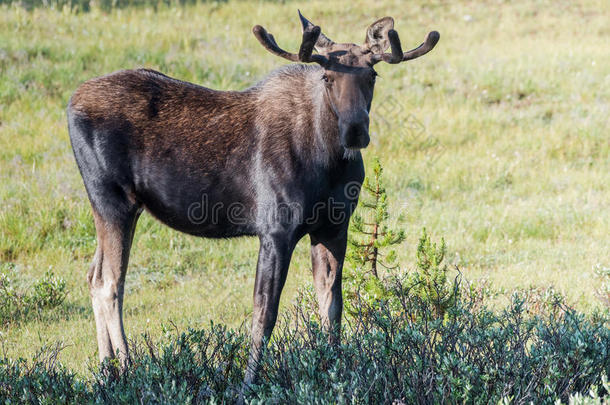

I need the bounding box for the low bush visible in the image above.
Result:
[0,266,67,326]
[0,343,89,404]
[1,280,608,404]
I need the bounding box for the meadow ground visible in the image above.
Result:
[0,0,608,373]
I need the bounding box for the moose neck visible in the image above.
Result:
[254,65,349,170]
[309,68,346,167]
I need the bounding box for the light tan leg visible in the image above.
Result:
[88,209,139,369]
[88,245,113,362]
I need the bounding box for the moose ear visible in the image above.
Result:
[364,17,395,54]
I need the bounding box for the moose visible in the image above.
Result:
[67,11,439,384]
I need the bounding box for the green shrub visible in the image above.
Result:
[1,282,608,404]
[0,266,67,326]
[30,270,67,310]
[0,344,89,404]
[408,228,459,319]
[0,270,29,325]
[90,324,248,404]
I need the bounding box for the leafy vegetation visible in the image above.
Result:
[409,228,459,319]
[1,281,609,403]
[0,266,67,325]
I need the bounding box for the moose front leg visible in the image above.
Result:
[244,233,295,386]
[310,226,348,341]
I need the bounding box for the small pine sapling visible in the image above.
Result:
[344,158,405,313]
[411,228,459,319]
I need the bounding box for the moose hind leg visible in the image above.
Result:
[88,204,140,369]
[88,245,112,362]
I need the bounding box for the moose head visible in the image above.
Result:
[253,11,440,150]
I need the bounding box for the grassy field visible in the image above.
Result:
[0,0,608,374]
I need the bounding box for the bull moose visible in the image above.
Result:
[67,11,439,384]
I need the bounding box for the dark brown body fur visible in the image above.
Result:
[68,66,363,385]
[69,67,361,238]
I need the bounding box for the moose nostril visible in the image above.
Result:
[341,122,370,149]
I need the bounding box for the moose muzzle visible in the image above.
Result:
[339,113,370,149]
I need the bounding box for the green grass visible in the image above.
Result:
[0,0,608,373]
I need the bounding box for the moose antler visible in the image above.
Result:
[370,30,440,64]
[253,24,328,66]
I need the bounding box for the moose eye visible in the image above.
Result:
[322,74,330,83]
